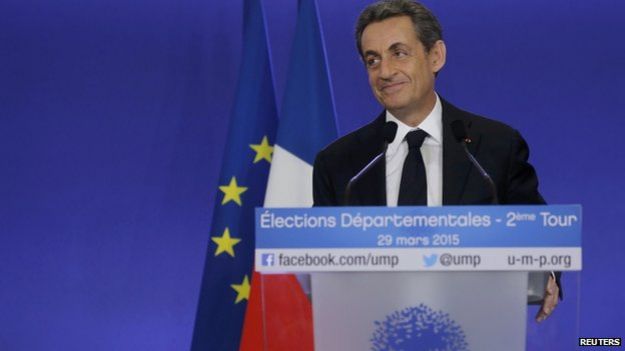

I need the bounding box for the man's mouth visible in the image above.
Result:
[379,81,406,94]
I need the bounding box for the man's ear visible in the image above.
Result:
[429,40,446,73]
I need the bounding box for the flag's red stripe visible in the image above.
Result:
[240,273,313,351]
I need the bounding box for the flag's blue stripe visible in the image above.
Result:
[275,0,338,165]
[190,0,277,349]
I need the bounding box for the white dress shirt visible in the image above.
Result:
[385,95,443,207]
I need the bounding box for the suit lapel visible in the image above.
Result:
[351,113,387,206]
[442,100,481,205]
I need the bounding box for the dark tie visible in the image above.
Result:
[398,129,428,206]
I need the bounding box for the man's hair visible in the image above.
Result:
[355,0,443,57]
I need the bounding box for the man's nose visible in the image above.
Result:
[378,58,395,79]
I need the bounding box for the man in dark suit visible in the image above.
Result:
[312,0,559,322]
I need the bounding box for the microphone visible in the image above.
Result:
[451,120,499,204]
[343,121,398,205]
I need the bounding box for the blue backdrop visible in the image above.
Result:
[1,0,624,349]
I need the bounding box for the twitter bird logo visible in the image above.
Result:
[423,254,438,267]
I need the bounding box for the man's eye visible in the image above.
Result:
[394,51,407,58]
[366,58,380,67]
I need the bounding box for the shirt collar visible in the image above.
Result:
[385,94,443,153]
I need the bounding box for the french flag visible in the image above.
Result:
[239,0,338,349]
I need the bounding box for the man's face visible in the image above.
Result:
[360,16,445,119]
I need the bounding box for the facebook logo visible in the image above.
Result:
[261,253,275,266]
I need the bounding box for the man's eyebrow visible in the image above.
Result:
[363,50,380,57]
[363,42,409,57]
[388,42,409,51]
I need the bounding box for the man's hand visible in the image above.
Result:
[535,274,559,322]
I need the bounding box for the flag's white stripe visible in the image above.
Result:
[264,144,314,294]
[264,144,313,208]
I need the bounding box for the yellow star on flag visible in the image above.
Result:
[219,176,247,206]
[249,136,274,163]
[231,275,250,304]
[211,227,241,257]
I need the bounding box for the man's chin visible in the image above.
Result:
[379,100,408,113]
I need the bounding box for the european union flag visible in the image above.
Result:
[190,0,277,349]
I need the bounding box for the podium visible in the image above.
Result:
[255,205,581,350]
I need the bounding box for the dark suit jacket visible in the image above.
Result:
[312,98,563,297]
[313,98,545,207]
